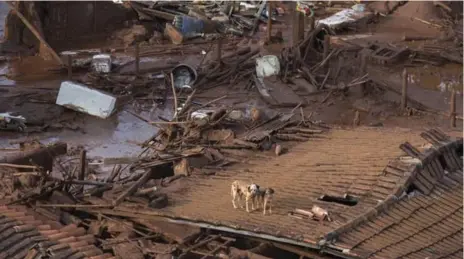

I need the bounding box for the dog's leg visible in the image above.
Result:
[232,188,238,209]
[232,197,237,209]
[245,196,250,213]
[238,193,244,208]
[269,201,272,215]
[251,196,256,211]
[263,199,267,215]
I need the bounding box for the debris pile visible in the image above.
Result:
[127,1,284,44]
[1,1,463,259]
[136,98,328,177]
[0,120,328,259]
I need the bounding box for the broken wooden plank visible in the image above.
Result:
[6,2,63,65]
[133,218,201,244]
[112,169,152,206]
[0,142,67,172]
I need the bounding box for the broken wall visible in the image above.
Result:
[3,1,136,52]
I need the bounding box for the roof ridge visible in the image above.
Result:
[320,128,463,257]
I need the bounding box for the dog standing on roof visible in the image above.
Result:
[231,180,260,213]
[255,187,275,215]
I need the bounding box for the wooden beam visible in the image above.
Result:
[267,1,272,42]
[6,2,63,66]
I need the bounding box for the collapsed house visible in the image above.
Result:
[0,1,463,258]
[1,1,134,53]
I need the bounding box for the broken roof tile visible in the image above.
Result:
[0,205,105,259]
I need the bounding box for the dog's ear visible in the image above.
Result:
[247,186,251,192]
[256,185,260,190]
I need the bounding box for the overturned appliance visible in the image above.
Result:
[0,113,27,132]
[56,81,117,119]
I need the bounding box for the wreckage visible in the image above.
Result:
[0,1,463,259]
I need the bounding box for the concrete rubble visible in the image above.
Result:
[0,1,463,259]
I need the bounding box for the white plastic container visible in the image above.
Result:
[255,55,280,78]
[91,54,112,73]
[56,81,116,119]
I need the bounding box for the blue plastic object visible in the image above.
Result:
[173,15,205,35]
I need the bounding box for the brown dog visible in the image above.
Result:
[231,180,260,213]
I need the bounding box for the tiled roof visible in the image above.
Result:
[80,128,462,259]
[331,173,462,259]
[85,128,428,244]
[0,205,113,259]
[328,129,463,259]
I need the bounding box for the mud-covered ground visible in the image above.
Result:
[0,1,462,165]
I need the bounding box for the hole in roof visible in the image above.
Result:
[438,154,447,170]
[318,194,358,206]
[405,183,422,197]
[456,144,463,158]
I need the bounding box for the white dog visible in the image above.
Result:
[231,180,260,213]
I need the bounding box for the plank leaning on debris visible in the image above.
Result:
[6,2,63,66]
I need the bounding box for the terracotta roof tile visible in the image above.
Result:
[0,205,104,259]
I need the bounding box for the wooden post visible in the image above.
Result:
[450,89,456,128]
[293,3,305,46]
[323,34,330,59]
[298,12,305,42]
[323,34,330,69]
[360,54,367,95]
[135,43,140,76]
[217,37,222,63]
[249,1,267,37]
[67,55,72,80]
[79,150,86,181]
[267,1,272,42]
[401,68,408,110]
[78,149,86,194]
[308,16,315,33]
